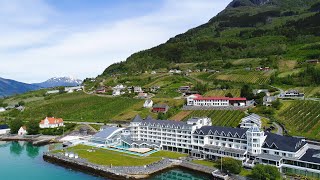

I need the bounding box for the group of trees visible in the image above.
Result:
[219,158,280,180]
[9,119,39,135]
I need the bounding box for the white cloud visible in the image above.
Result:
[0,0,231,83]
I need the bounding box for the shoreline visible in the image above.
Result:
[43,152,216,180]
[0,135,58,146]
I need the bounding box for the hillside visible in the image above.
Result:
[0,77,40,98]
[103,0,320,74]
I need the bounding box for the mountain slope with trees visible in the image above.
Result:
[103,0,320,74]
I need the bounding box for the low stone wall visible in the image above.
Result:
[180,161,216,174]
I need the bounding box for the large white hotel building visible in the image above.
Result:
[119,115,320,178]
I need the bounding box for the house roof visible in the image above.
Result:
[263,133,306,152]
[263,96,276,102]
[40,117,63,125]
[20,126,27,130]
[0,124,9,130]
[153,104,169,109]
[93,127,123,139]
[194,126,248,139]
[132,115,143,122]
[241,114,261,124]
[139,116,192,129]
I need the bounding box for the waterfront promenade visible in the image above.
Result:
[43,152,217,179]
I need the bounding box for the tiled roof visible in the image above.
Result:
[153,104,169,108]
[192,95,246,101]
[263,133,306,152]
[40,117,63,125]
[194,126,248,139]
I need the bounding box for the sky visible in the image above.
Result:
[0,0,231,83]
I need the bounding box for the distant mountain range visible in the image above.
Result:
[0,77,40,98]
[0,77,82,98]
[33,77,83,88]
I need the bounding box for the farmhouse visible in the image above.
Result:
[134,86,143,93]
[279,90,304,99]
[240,113,262,129]
[137,92,148,99]
[18,126,27,136]
[152,104,169,113]
[0,124,10,135]
[186,94,247,107]
[96,87,106,93]
[143,99,153,108]
[150,86,160,92]
[263,95,277,106]
[39,117,64,129]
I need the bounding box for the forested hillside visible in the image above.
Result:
[103,0,320,74]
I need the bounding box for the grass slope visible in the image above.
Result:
[14,92,142,122]
[183,110,245,127]
[276,100,320,140]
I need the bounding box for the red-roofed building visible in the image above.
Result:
[39,117,64,129]
[187,95,247,107]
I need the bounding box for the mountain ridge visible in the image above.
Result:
[33,77,83,88]
[102,0,320,75]
[0,77,40,98]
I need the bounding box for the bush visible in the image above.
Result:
[252,164,280,180]
[221,157,242,174]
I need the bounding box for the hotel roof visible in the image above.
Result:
[93,127,122,139]
[131,115,192,128]
[0,124,9,130]
[194,126,248,139]
[299,149,320,164]
[263,133,306,152]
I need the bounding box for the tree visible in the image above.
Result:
[27,119,40,135]
[58,86,65,94]
[18,101,25,106]
[221,157,242,174]
[9,119,24,134]
[252,164,280,180]
[225,93,234,98]
[240,84,254,100]
[271,99,281,110]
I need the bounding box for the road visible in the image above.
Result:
[272,122,283,136]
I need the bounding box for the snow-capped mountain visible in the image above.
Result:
[33,77,83,88]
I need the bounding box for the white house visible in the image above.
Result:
[134,86,143,93]
[0,125,10,135]
[151,71,156,75]
[186,94,247,107]
[0,107,6,113]
[279,90,304,99]
[143,99,153,108]
[263,96,277,106]
[112,89,121,96]
[39,117,64,129]
[18,126,27,136]
[240,113,262,129]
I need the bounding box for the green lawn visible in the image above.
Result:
[150,150,188,159]
[192,160,218,168]
[57,145,188,166]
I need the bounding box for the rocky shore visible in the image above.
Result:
[43,152,216,180]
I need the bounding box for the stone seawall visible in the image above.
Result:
[43,153,215,179]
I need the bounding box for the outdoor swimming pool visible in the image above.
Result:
[84,142,159,156]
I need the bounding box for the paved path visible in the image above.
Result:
[272,122,283,136]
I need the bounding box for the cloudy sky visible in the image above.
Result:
[0,0,231,83]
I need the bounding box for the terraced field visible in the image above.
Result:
[205,89,241,97]
[276,101,320,140]
[183,110,245,127]
[215,71,273,84]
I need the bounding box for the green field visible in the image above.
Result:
[8,92,142,122]
[276,100,320,140]
[55,145,187,166]
[183,110,245,127]
[214,71,273,84]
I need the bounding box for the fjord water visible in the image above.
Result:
[0,141,102,180]
[0,141,211,180]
